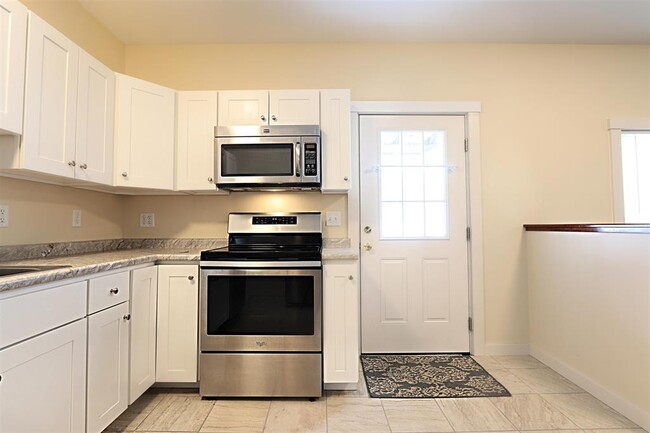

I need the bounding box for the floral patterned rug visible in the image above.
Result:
[361,354,511,398]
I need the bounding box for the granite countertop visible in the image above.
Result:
[0,243,359,294]
[0,249,200,293]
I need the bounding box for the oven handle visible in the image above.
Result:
[295,141,301,177]
[200,260,321,268]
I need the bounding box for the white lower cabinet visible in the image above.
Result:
[323,261,360,384]
[86,301,130,433]
[0,319,87,433]
[156,265,199,382]
[129,265,158,404]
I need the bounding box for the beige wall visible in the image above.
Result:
[0,177,123,245]
[20,0,125,72]
[122,193,348,239]
[528,231,650,430]
[123,42,650,347]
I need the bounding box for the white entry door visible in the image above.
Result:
[360,115,470,353]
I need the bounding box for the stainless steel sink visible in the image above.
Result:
[0,265,72,277]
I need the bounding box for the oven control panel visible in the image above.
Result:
[253,216,298,225]
[304,143,318,176]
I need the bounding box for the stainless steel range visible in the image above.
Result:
[199,212,322,398]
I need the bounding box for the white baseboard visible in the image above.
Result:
[324,382,358,391]
[530,345,650,432]
[481,343,530,356]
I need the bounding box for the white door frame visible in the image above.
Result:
[349,101,486,355]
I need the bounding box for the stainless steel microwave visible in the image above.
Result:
[215,125,321,191]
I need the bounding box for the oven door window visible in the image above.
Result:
[206,275,314,335]
[221,143,294,176]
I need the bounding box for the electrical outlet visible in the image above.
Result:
[72,210,82,227]
[140,213,155,228]
[326,211,341,227]
[0,205,8,228]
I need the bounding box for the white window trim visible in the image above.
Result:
[608,118,650,222]
[349,101,486,355]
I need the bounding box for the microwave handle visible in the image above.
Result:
[295,142,301,177]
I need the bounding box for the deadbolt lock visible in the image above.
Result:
[364,226,372,233]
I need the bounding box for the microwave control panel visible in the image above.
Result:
[304,143,318,176]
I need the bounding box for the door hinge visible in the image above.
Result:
[466,227,471,241]
[468,317,473,332]
[464,138,469,152]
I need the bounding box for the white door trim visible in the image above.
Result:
[349,101,486,355]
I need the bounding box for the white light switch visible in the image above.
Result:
[326,211,341,226]
[72,210,82,227]
[0,205,8,228]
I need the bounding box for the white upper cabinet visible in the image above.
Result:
[217,90,268,126]
[0,0,27,135]
[218,90,319,126]
[176,91,226,192]
[22,11,78,178]
[115,73,175,189]
[321,89,351,192]
[269,90,320,125]
[75,50,115,185]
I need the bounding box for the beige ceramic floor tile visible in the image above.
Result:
[436,398,516,431]
[541,393,639,429]
[583,429,647,433]
[381,399,454,432]
[263,399,326,433]
[472,356,506,371]
[491,394,578,430]
[105,392,166,432]
[510,368,583,394]
[136,393,214,432]
[488,369,535,395]
[492,356,546,369]
[200,400,270,433]
[326,397,390,433]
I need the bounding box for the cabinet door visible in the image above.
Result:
[0,319,87,433]
[156,265,198,382]
[115,73,175,189]
[176,91,219,191]
[323,262,359,384]
[87,302,130,433]
[269,90,320,125]
[75,49,115,185]
[217,90,268,126]
[22,11,78,177]
[321,89,351,192]
[129,266,158,404]
[0,0,27,135]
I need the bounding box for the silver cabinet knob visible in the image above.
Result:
[79,163,87,169]
[109,288,119,295]
[123,314,131,321]
[271,115,277,122]
[207,177,213,183]
[260,114,266,121]
[344,176,349,181]
[348,275,354,280]
[68,160,76,167]
[363,242,373,251]
[364,226,372,233]
[122,172,128,178]
[188,275,195,281]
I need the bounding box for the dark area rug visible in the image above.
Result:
[361,354,511,398]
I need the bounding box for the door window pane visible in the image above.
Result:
[621,132,650,222]
[379,129,451,239]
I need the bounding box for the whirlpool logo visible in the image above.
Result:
[256,341,267,347]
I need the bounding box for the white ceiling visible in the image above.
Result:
[78,0,650,45]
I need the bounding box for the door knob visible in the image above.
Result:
[188,275,195,281]
[109,288,119,295]
[364,226,372,233]
[122,172,128,178]
[68,160,76,167]
[79,163,87,169]
[363,242,373,251]
[260,114,266,121]
[123,314,131,321]
[208,177,213,183]
[271,115,277,122]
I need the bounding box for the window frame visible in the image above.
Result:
[608,119,650,222]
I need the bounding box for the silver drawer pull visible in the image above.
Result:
[109,288,119,295]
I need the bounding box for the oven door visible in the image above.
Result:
[200,267,322,352]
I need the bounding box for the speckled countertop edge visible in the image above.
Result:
[1,245,359,293]
[0,249,200,293]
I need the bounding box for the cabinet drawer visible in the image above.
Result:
[0,281,87,349]
[88,271,129,314]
